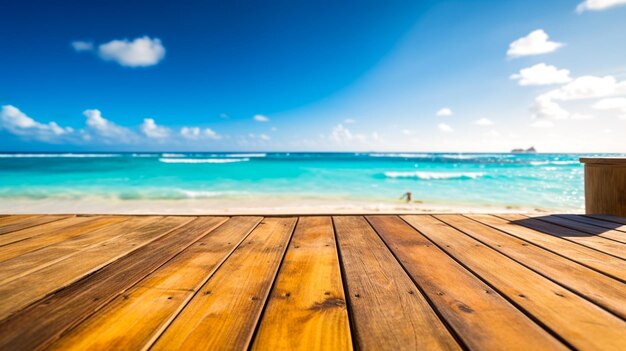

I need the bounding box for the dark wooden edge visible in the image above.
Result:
[580,158,626,165]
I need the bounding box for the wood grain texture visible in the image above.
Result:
[580,157,626,164]
[583,163,626,217]
[0,214,623,351]
[335,216,460,351]
[0,216,94,247]
[0,216,158,285]
[436,214,626,320]
[557,214,626,233]
[0,216,191,322]
[499,214,626,260]
[252,217,352,351]
[588,214,626,225]
[0,216,203,350]
[0,216,128,263]
[0,215,69,236]
[151,217,296,351]
[467,214,626,282]
[49,216,260,351]
[404,215,626,351]
[370,215,564,351]
[535,214,626,243]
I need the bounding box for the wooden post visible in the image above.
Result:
[580,158,626,217]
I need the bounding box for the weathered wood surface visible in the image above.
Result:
[581,159,626,217]
[0,214,624,351]
[252,217,352,351]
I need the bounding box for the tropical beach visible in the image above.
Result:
[0,152,613,214]
[2,0,626,350]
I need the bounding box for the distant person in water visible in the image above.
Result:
[400,191,412,203]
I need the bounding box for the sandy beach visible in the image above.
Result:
[0,197,568,215]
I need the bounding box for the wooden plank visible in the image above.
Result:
[334,216,460,350]
[589,214,626,225]
[580,157,626,164]
[0,216,223,351]
[252,217,353,351]
[533,214,626,244]
[467,214,626,282]
[0,216,95,247]
[152,217,296,351]
[0,216,195,323]
[559,214,626,233]
[0,216,129,263]
[0,215,69,235]
[436,214,626,320]
[582,161,626,217]
[49,216,261,351]
[498,214,626,260]
[0,216,159,285]
[404,215,626,351]
[369,215,565,351]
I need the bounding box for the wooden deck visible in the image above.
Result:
[0,214,625,350]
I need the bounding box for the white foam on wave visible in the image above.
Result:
[158,158,249,164]
[369,153,430,158]
[224,153,266,158]
[0,153,120,158]
[384,171,485,180]
[530,160,579,166]
[131,153,160,158]
[161,153,187,157]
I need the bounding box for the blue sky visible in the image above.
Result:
[2,0,626,152]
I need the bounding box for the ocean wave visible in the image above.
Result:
[224,153,266,158]
[0,153,121,158]
[131,153,160,158]
[161,153,187,157]
[530,161,579,166]
[158,158,249,164]
[384,171,485,180]
[369,153,430,158]
[440,154,513,160]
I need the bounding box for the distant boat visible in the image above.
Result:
[511,146,537,153]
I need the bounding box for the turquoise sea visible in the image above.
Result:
[0,152,621,212]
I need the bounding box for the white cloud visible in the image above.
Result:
[253,114,270,122]
[259,133,271,141]
[84,109,136,141]
[474,118,494,126]
[531,75,626,121]
[330,124,353,143]
[436,108,453,117]
[545,75,626,101]
[140,118,170,139]
[203,128,220,139]
[0,105,73,142]
[401,129,414,135]
[344,118,356,124]
[531,120,555,128]
[507,30,564,58]
[593,97,626,118]
[593,97,626,110]
[531,95,570,120]
[577,0,626,13]
[438,123,453,133]
[180,127,201,139]
[98,36,165,67]
[510,63,572,86]
[180,127,221,140]
[71,41,93,52]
